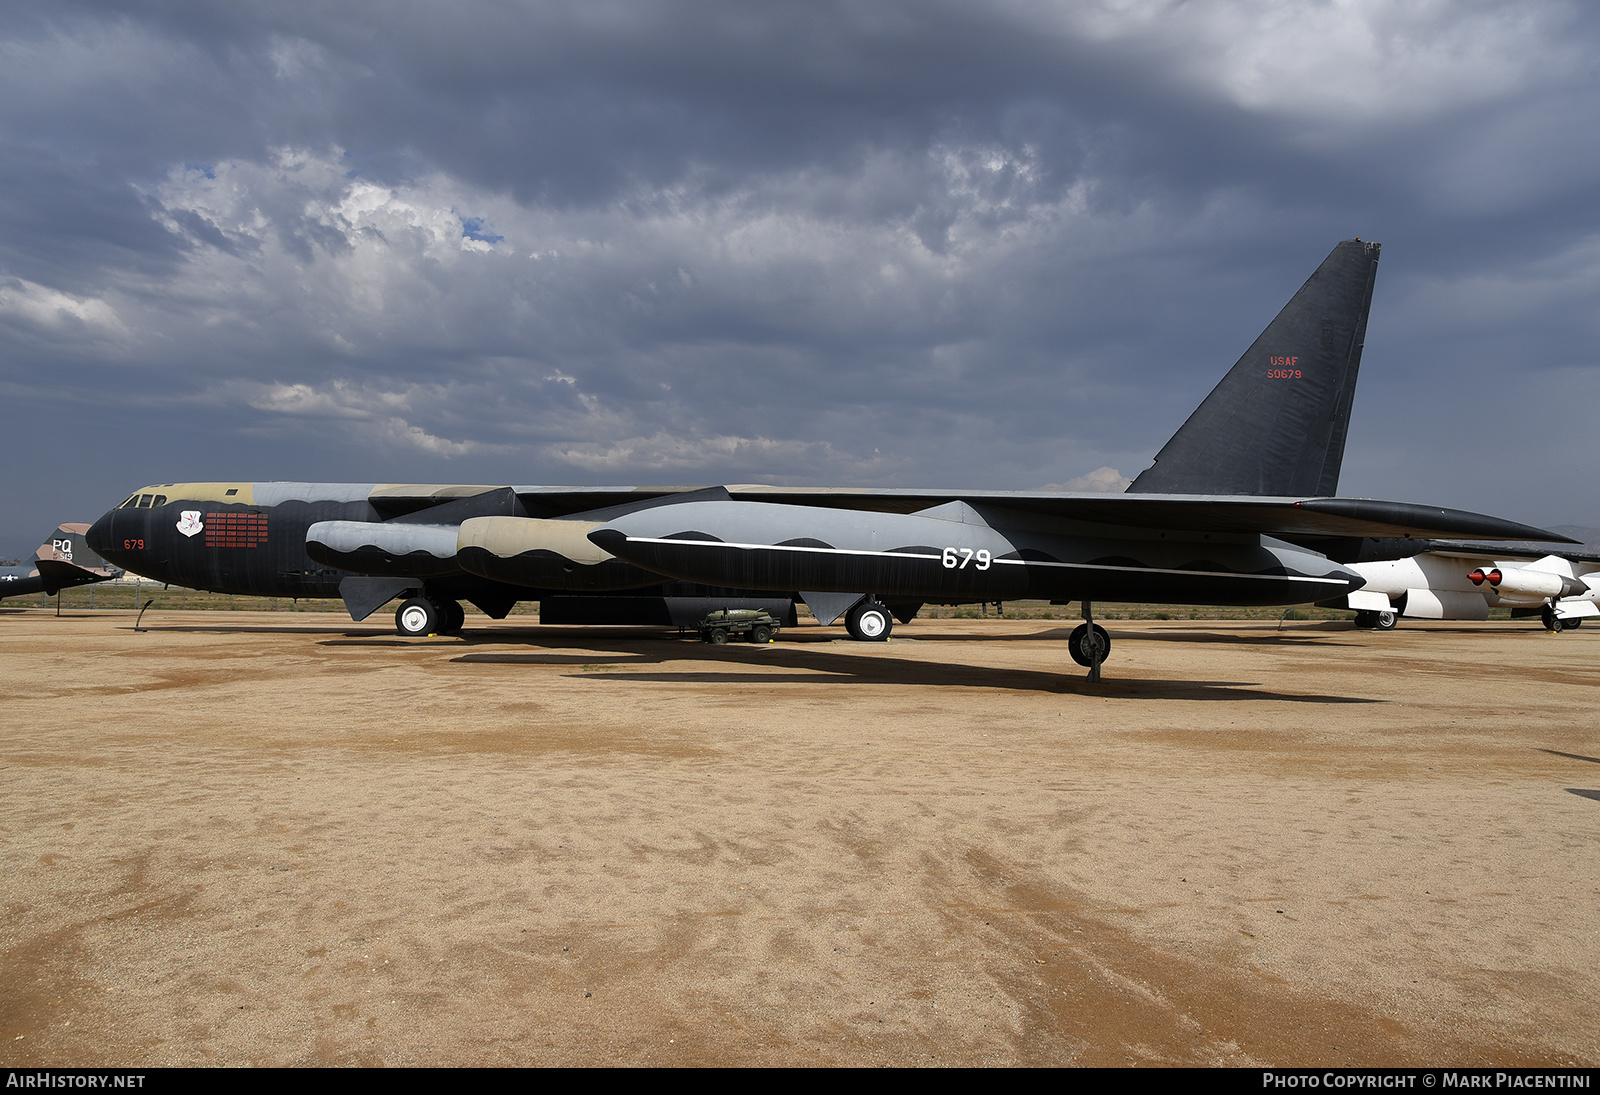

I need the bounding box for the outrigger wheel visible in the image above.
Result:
[1068,623,1111,668]
[845,600,893,642]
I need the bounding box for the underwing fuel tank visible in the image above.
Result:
[455,516,667,592]
[587,499,1365,606]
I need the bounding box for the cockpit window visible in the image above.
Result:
[225,488,238,496]
[152,495,167,507]
[137,494,153,508]
[120,495,140,509]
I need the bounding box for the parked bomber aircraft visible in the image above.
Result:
[85,240,1572,675]
[1,522,122,600]
[1335,537,1600,631]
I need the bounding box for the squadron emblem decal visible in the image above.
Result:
[176,511,204,538]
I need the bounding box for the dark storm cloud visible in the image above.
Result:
[2,0,1599,539]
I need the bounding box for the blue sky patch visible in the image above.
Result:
[459,216,503,244]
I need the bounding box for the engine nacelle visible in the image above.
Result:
[456,516,666,591]
[306,520,462,577]
[1400,588,1489,620]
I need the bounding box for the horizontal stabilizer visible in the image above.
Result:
[1289,498,1575,543]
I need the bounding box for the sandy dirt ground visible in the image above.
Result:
[1,606,1597,1067]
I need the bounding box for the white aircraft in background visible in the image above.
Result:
[1344,539,1600,631]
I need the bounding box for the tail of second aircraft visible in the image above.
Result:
[0,522,122,600]
[1127,238,1381,497]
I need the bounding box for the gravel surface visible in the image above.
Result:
[2,609,1596,1066]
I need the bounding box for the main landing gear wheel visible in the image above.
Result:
[1560,617,1583,631]
[1542,605,1562,632]
[395,597,439,637]
[1353,610,1376,629]
[845,600,893,642]
[1373,610,1398,631]
[1067,623,1111,668]
[438,599,465,634]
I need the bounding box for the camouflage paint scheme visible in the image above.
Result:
[85,481,801,625]
[82,241,1572,650]
[84,477,1561,632]
[1337,536,1600,629]
[0,522,123,599]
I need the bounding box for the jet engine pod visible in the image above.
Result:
[456,516,666,592]
[305,520,463,577]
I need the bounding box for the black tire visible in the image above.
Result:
[709,627,730,645]
[1374,610,1398,631]
[845,601,893,642]
[751,624,772,644]
[437,599,465,634]
[1067,623,1111,668]
[395,597,438,637]
[1562,618,1583,630]
[1352,610,1376,629]
[1542,606,1559,632]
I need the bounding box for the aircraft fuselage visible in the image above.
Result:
[588,498,1362,607]
[89,483,368,599]
[88,482,1367,611]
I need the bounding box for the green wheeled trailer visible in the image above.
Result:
[697,608,782,644]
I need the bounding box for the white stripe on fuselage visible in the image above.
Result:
[621,536,1350,585]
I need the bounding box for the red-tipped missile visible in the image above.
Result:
[1469,565,1585,598]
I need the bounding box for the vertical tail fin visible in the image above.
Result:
[35,523,116,574]
[1127,239,1380,497]
[0,522,122,599]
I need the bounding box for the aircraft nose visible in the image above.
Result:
[86,506,145,568]
[86,509,117,557]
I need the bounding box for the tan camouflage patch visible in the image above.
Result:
[458,516,614,564]
[131,482,255,505]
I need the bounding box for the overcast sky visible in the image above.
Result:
[3,0,1598,554]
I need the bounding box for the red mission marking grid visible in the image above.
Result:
[204,512,269,548]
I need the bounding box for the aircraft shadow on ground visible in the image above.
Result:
[441,635,1381,702]
[90,618,1377,700]
[1566,789,1600,803]
[141,624,378,636]
[867,623,1349,646]
[1104,627,1353,648]
[1540,749,1600,766]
